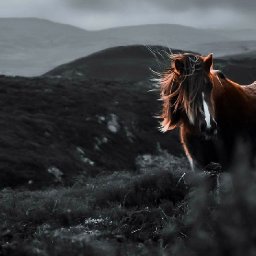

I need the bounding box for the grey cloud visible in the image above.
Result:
[0,0,254,30]
[66,0,256,12]
[64,0,130,11]
[155,0,256,11]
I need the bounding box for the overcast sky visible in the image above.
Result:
[0,0,255,30]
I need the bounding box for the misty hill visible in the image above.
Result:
[45,45,256,84]
[0,18,92,76]
[1,18,256,76]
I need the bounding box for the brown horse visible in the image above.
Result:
[158,52,256,170]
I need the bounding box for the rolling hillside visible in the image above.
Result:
[0,74,181,188]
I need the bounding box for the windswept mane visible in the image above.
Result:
[159,53,211,131]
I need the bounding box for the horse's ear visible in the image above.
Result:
[174,59,184,74]
[204,53,213,72]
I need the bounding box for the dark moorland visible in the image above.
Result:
[1,45,256,255]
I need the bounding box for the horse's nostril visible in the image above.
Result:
[200,122,207,132]
[212,120,218,129]
[205,126,217,136]
[199,120,217,137]
[211,121,218,135]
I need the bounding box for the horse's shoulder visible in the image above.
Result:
[242,81,256,93]
[244,81,256,88]
[242,82,256,105]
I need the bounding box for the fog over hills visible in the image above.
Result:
[1,18,256,76]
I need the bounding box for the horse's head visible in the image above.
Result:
[160,53,217,139]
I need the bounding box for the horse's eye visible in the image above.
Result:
[217,70,226,80]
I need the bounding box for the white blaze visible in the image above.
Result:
[202,93,211,128]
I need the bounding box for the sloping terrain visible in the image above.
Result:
[0,75,181,188]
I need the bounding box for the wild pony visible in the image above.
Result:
[158,52,256,170]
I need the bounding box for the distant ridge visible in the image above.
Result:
[0,17,89,31]
[0,18,256,76]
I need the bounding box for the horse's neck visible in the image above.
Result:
[213,78,249,124]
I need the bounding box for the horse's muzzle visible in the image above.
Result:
[199,120,218,139]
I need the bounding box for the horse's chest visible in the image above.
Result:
[182,131,221,167]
